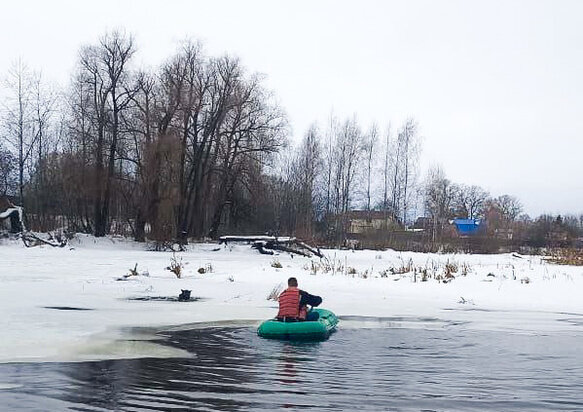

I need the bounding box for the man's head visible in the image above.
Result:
[287,277,298,287]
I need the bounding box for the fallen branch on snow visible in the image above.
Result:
[219,235,323,258]
[21,231,68,248]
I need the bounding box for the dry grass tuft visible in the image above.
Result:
[267,283,284,300]
[166,252,183,278]
[545,249,583,266]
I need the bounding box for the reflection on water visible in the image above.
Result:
[278,344,300,386]
[1,321,583,411]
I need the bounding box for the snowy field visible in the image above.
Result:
[1,235,582,363]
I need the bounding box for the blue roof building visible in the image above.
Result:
[452,218,482,236]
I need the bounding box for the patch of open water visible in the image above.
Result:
[1,317,582,411]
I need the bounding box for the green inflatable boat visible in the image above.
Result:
[257,308,339,341]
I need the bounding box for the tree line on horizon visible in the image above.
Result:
[0,30,581,251]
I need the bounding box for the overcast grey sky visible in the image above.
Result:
[1,0,581,217]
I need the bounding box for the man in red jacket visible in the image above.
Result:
[277,277,322,322]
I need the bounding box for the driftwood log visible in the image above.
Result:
[21,231,68,248]
[219,235,323,258]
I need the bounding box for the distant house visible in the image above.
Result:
[345,210,398,235]
[451,218,482,236]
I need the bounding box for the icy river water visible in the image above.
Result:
[1,316,583,411]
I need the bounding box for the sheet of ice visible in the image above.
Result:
[0,234,582,363]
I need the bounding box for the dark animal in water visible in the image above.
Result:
[178,289,191,301]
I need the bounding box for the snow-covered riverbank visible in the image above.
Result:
[1,235,582,363]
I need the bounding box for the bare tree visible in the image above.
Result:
[493,194,522,222]
[380,119,421,223]
[397,118,420,226]
[381,123,393,212]
[207,64,287,239]
[455,184,489,219]
[424,165,457,242]
[363,123,378,213]
[389,124,402,217]
[78,30,136,236]
[28,73,59,229]
[141,45,193,243]
[61,69,97,232]
[123,70,158,241]
[329,116,364,242]
[1,59,36,204]
[322,112,338,216]
[173,41,206,243]
[295,124,321,237]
